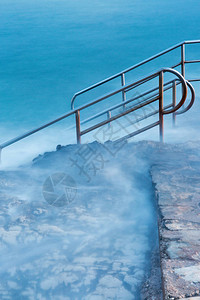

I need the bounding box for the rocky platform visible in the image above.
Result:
[0,139,200,299]
[150,141,200,299]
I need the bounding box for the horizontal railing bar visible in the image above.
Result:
[76,72,158,112]
[0,71,161,150]
[170,62,182,69]
[0,110,76,149]
[80,67,187,133]
[78,65,185,114]
[187,79,200,82]
[0,75,158,149]
[184,40,200,44]
[78,65,184,114]
[124,104,173,127]
[111,83,172,113]
[0,74,183,150]
[170,78,200,84]
[124,75,157,93]
[71,40,200,109]
[125,78,174,95]
[0,68,182,150]
[80,96,159,136]
[64,101,173,134]
[81,92,159,127]
[115,121,160,143]
[72,63,184,115]
[106,62,180,96]
[71,42,186,108]
[185,60,200,64]
[80,79,177,127]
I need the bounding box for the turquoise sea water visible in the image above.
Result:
[1,0,200,129]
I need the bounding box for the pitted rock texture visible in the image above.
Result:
[151,141,200,299]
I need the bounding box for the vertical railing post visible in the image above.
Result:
[75,110,81,144]
[181,43,185,78]
[181,43,186,108]
[121,73,126,110]
[159,71,164,142]
[172,80,176,126]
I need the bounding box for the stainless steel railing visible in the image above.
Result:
[0,40,200,162]
[75,68,188,144]
[77,77,194,129]
[0,67,189,149]
[70,40,200,110]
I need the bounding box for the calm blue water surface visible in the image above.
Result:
[0,0,200,134]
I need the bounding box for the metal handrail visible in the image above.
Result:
[57,77,181,132]
[75,68,188,143]
[78,77,194,135]
[175,80,195,115]
[0,67,188,153]
[0,73,156,149]
[71,40,200,109]
[1,40,200,162]
[78,80,175,128]
[77,77,194,128]
[0,72,157,150]
[160,68,187,114]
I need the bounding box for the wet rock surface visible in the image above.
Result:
[1,139,200,299]
[150,141,200,299]
[0,141,158,299]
